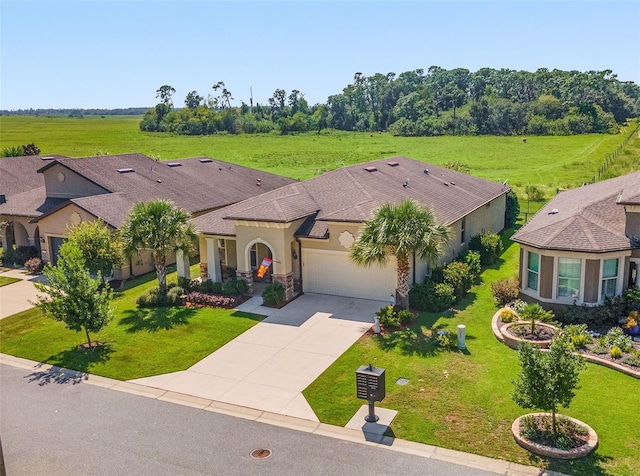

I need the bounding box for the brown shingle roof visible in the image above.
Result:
[512,171,640,252]
[193,156,509,236]
[0,155,68,217]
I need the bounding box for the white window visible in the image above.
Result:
[527,252,539,291]
[558,258,581,298]
[601,258,618,300]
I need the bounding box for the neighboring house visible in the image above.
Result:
[192,156,510,301]
[512,171,640,306]
[0,153,294,278]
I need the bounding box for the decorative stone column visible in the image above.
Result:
[236,270,254,296]
[200,263,208,279]
[272,272,294,301]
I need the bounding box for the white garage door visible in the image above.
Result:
[302,249,396,300]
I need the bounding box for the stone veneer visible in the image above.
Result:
[200,263,208,279]
[236,270,254,296]
[272,272,295,301]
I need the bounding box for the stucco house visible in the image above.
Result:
[512,171,640,306]
[192,156,511,301]
[0,153,294,278]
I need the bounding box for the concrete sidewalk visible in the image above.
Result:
[130,293,385,421]
[0,268,46,319]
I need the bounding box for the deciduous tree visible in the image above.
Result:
[35,242,112,348]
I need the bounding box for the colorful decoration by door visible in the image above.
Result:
[256,257,273,278]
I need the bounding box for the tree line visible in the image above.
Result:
[140,67,640,137]
[1,107,149,116]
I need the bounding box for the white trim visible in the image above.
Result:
[244,238,277,274]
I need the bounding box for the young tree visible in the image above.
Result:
[35,242,112,348]
[120,200,197,294]
[65,220,123,283]
[350,199,451,309]
[512,336,586,433]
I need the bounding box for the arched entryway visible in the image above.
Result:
[248,241,274,282]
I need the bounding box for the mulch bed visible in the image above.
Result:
[76,341,105,351]
[506,323,556,341]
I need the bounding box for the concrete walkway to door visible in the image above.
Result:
[130,293,385,421]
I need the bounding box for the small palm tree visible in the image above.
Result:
[120,200,197,294]
[519,303,554,335]
[350,199,451,309]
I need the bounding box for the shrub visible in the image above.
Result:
[469,233,503,266]
[185,291,237,308]
[24,257,43,274]
[397,309,414,325]
[409,280,455,312]
[491,278,520,306]
[519,303,555,335]
[222,279,248,296]
[436,330,457,349]
[376,305,400,328]
[199,279,224,294]
[499,308,518,323]
[15,246,38,266]
[525,185,545,202]
[262,282,285,306]
[591,336,609,355]
[505,190,520,228]
[609,346,623,359]
[137,285,185,308]
[605,327,633,353]
[442,261,473,299]
[622,351,640,368]
[1,247,17,266]
[563,324,591,350]
[458,250,481,279]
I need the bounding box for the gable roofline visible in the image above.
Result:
[37,159,112,193]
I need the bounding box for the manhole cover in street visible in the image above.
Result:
[396,377,410,386]
[250,448,272,459]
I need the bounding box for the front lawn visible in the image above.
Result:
[0,276,21,287]
[304,233,639,476]
[0,268,264,380]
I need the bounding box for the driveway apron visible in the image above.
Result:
[130,293,385,421]
[0,269,46,319]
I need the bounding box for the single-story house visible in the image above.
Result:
[512,171,640,306]
[0,153,294,278]
[192,156,511,301]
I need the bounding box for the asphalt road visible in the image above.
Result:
[0,364,498,476]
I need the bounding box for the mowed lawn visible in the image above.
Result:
[0,268,264,380]
[0,276,21,287]
[2,116,639,197]
[303,233,640,476]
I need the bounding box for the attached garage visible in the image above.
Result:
[302,249,396,300]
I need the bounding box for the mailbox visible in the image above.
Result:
[356,364,386,402]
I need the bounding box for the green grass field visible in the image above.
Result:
[2,115,639,198]
[303,233,640,476]
[0,276,21,287]
[0,266,264,380]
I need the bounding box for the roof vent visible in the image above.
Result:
[387,161,399,167]
[199,158,213,163]
[41,156,55,161]
[424,169,429,175]
[117,168,134,174]
[256,178,262,186]
[443,182,449,186]
[156,179,162,183]
[0,194,6,204]
[364,166,377,172]
[549,208,559,215]
[403,179,410,188]
[450,182,456,186]
[167,162,182,167]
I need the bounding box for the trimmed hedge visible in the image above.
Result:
[469,232,503,266]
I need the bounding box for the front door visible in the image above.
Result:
[50,237,66,265]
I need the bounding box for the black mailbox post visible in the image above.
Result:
[356,364,386,422]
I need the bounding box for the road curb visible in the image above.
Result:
[0,353,558,476]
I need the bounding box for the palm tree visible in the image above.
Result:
[350,199,451,309]
[120,200,197,294]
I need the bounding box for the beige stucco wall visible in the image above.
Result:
[37,204,99,263]
[0,216,38,250]
[42,163,109,199]
[233,219,305,275]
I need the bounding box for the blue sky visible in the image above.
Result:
[1,1,639,109]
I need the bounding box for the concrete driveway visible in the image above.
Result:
[130,293,386,421]
[0,269,46,319]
